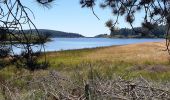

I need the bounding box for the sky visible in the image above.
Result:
[22,0,144,37]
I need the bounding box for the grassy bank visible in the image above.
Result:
[40,41,170,81]
[1,41,170,99]
[1,41,170,81]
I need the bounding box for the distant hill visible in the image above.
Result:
[94,26,166,38]
[0,29,84,44]
[110,25,166,38]
[23,29,84,38]
[94,34,110,38]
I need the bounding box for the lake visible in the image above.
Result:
[13,38,163,53]
[45,38,163,51]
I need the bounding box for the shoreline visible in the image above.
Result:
[44,41,165,53]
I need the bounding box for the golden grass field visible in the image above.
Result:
[85,41,169,64]
[39,41,170,81]
[1,41,170,81]
[1,41,170,100]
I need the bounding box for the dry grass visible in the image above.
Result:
[83,41,169,64]
[0,71,170,100]
[1,41,169,81]
[37,41,170,81]
[1,41,170,99]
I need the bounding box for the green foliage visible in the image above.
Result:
[31,29,84,38]
[0,0,57,71]
[110,25,166,38]
[11,51,49,71]
[0,46,10,59]
[81,0,170,26]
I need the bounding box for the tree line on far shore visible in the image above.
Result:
[96,25,166,38]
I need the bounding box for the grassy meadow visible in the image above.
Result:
[40,41,170,81]
[1,41,170,99]
[2,41,170,81]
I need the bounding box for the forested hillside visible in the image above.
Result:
[23,29,84,38]
[110,25,166,38]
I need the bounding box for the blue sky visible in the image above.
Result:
[23,0,144,37]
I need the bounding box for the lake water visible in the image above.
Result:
[13,38,163,53]
[45,38,163,51]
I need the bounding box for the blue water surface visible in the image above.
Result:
[45,38,163,51]
[13,38,164,54]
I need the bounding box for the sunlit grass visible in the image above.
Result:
[37,41,170,81]
[1,41,170,81]
[1,41,170,100]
